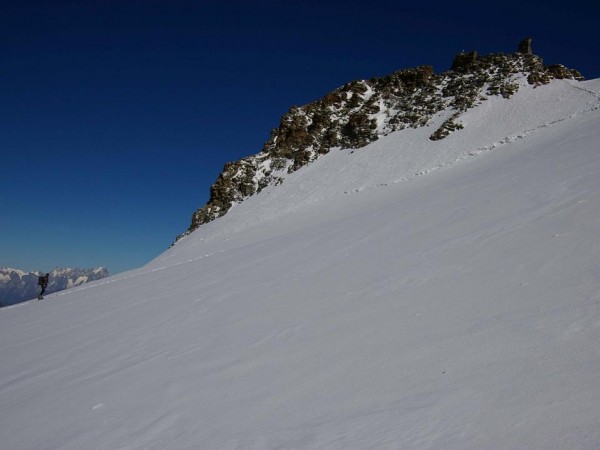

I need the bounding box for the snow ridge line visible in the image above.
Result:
[400,86,600,181]
[566,82,600,99]
[463,88,600,160]
[326,82,600,201]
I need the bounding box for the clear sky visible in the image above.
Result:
[2,0,599,275]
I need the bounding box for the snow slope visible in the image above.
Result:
[1,79,600,449]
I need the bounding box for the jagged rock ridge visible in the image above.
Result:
[179,39,583,240]
[0,267,109,307]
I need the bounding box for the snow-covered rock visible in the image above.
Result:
[180,39,584,238]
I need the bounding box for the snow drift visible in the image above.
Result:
[1,78,600,449]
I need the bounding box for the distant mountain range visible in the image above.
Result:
[0,267,109,306]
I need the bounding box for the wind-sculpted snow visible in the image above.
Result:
[1,78,599,449]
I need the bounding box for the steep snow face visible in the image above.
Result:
[1,80,600,450]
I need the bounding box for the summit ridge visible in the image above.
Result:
[180,39,583,240]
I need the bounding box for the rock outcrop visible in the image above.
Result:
[178,39,584,240]
[518,37,533,55]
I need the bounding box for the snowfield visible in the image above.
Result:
[1,79,600,449]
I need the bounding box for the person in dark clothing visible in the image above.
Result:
[38,273,49,300]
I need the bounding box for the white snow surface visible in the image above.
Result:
[67,276,88,289]
[2,79,600,449]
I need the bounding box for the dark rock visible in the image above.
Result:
[451,51,478,72]
[545,64,585,81]
[518,37,533,55]
[430,114,464,141]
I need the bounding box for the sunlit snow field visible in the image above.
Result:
[2,79,600,449]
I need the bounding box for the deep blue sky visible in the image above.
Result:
[2,0,599,274]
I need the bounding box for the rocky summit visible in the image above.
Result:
[179,39,583,240]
